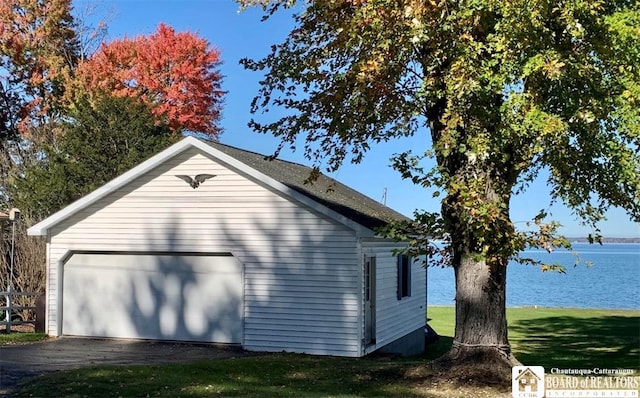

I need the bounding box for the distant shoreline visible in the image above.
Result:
[567,237,640,243]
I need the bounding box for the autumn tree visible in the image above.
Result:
[239,0,640,381]
[74,23,224,139]
[0,0,79,205]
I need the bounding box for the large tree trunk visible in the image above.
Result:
[434,251,519,384]
[455,254,509,354]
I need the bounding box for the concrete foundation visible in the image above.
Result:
[376,326,425,357]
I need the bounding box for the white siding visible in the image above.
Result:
[361,240,426,354]
[46,148,361,357]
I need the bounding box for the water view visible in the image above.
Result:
[427,243,640,310]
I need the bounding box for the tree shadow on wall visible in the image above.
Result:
[211,206,358,356]
[509,315,640,369]
[124,219,243,344]
[118,194,358,356]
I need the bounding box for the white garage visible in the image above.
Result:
[62,253,243,343]
[29,136,426,357]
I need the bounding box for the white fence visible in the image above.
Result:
[0,291,42,333]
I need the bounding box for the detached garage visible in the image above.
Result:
[28,136,425,357]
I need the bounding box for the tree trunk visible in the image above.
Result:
[454,254,509,359]
[434,252,519,383]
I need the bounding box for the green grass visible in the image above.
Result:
[13,307,640,398]
[16,355,433,398]
[427,306,640,370]
[0,331,48,345]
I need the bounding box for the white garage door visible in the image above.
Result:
[63,253,243,343]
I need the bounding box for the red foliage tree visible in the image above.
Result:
[75,23,224,138]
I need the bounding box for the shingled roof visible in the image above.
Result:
[207,141,409,230]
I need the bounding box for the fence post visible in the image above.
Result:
[35,293,45,333]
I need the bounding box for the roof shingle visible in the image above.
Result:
[207,141,409,230]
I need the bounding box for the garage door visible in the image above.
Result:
[62,253,243,343]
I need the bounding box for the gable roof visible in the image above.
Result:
[28,136,408,236]
[0,211,8,221]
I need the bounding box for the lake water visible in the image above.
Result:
[426,243,640,310]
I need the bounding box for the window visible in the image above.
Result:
[397,254,411,299]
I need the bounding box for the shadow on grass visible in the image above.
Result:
[510,315,640,369]
[421,315,639,371]
[16,355,442,398]
[424,336,453,361]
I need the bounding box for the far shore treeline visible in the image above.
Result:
[567,237,640,243]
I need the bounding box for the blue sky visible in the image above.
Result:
[74,0,639,238]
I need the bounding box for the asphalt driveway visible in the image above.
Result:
[0,337,250,397]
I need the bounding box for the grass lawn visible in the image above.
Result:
[427,306,640,370]
[0,331,48,345]
[11,307,640,398]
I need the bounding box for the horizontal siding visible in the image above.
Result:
[362,240,426,353]
[245,330,360,342]
[246,342,360,357]
[46,147,361,357]
[245,292,358,302]
[246,265,357,274]
[247,277,357,288]
[245,303,357,318]
[247,312,360,324]
[246,314,359,326]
